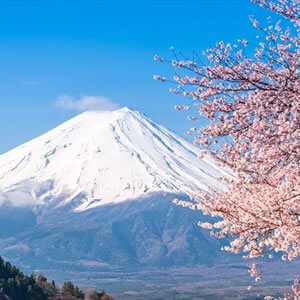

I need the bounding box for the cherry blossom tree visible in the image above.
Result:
[155,0,299,298]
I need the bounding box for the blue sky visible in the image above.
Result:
[0,0,270,154]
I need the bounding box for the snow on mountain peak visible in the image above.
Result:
[0,108,230,211]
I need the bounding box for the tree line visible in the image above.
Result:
[0,256,113,300]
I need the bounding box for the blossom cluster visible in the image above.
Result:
[155,0,299,297]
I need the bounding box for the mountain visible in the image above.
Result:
[0,107,230,211]
[0,108,235,278]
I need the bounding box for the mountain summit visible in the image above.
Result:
[0,107,229,211]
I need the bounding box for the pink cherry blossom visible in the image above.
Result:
[155,0,299,298]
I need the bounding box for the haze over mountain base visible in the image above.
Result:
[2,193,299,299]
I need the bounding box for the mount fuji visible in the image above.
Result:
[0,107,230,211]
[0,108,235,275]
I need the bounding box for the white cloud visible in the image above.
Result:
[55,94,119,112]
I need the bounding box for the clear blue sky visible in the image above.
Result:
[0,0,270,154]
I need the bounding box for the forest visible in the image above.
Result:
[0,256,113,300]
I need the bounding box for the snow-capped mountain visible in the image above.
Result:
[0,107,229,211]
[0,107,237,279]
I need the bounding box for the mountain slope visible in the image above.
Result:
[0,107,237,277]
[0,193,233,270]
[0,107,230,211]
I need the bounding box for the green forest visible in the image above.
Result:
[0,257,113,300]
